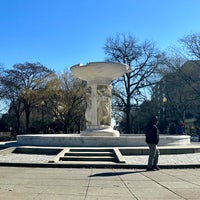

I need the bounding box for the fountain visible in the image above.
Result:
[71,62,128,136]
[16,62,191,147]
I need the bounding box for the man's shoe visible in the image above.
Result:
[146,167,156,171]
[153,166,160,170]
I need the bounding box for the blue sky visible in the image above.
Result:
[0,0,200,73]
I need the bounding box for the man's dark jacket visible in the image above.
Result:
[145,124,159,145]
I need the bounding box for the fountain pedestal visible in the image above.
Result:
[71,62,129,137]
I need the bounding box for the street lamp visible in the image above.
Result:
[162,97,167,121]
[41,101,45,133]
[162,97,167,104]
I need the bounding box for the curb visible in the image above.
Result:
[0,162,200,169]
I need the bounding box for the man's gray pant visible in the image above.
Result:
[147,143,160,168]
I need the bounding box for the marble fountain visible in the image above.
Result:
[17,62,190,147]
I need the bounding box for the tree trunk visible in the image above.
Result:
[126,93,131,134]
[16,114,20,134]
[25,111,30,134]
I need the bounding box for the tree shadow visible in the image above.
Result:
[89,170,146,177]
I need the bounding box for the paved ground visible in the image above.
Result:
[1,152,200,166]
[1,141,200,167]
[125,153,200,165]
[1,167,200,200]
[0,141,200,200]
[1,141,200,199]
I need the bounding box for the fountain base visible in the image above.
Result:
[17,134,191,147]
[80,127,120,137]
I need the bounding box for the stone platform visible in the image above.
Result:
[17,134,191,147]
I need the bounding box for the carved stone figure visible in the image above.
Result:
[97,85,112,126]
[85,86,92,126]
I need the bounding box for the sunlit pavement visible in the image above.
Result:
[0,167,200,199]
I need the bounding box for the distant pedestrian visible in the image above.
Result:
[176,122,184,135]
[168,121,176,134]
[145,116,160,171]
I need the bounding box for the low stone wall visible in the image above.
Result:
[0,132,11,137]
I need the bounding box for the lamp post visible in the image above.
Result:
[41,101,45,133]
[162,97,167,121]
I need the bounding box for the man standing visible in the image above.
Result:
[145,116,160,171]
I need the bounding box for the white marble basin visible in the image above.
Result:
[71,62,129,83]
[17,134,191,147]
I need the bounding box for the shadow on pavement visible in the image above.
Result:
[89,170,146,177]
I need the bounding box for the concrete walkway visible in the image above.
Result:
[1,142,200,199]
[1,167,200,199]
[1,142,200,168]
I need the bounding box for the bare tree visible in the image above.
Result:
[0,65,6,114]
[104,33,165,133]
[0,62,54,134]
[1,69,24,133]
[47,72,87,133]
[163,60,200,123]
[180,32,200,59]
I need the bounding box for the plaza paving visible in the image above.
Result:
[1,167,200,199]
[1,151,200,167]
[1,141,200,199]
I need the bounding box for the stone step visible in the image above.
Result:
[58,148,119,163]
[60,155,116,162]
[65,151,113,156]
[56,161,120,165]
[48,147,126,164]
[69,148,113,152]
